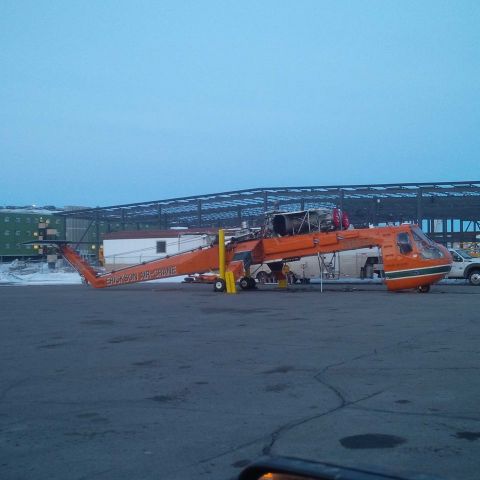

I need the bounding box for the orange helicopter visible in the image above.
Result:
[34,208,452,293]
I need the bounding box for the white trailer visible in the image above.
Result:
[102,229,217,271]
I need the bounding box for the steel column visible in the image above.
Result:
[197,200,202,227]
[416,189,423,228]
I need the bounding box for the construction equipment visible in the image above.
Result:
[30,209,452,293]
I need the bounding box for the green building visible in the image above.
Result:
[1,205,164,262]
[0,207,65,261]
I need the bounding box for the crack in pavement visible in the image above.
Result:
[262,389,385,456]
[187,349,390,469]
[260,327,465,457]
[311,348,383,406]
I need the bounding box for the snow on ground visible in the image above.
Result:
[0,260,467,286]
[0,260,186,286]
[0,261,82,285]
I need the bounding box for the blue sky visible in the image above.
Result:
[1,1,479,207]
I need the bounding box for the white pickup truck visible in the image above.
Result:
[447,248,480,285]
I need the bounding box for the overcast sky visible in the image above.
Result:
[1,1,479,207]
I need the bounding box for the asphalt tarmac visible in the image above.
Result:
[1,282,479,480]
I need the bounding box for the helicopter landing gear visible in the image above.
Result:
[213,278,226,292]
[239,277,256,290]
[417,285,430,293]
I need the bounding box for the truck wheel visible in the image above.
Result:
[239,277,251,290]
[417,285,430,293]
[247,277,257,289]
[213,279,226,292]
[468,269,480,286]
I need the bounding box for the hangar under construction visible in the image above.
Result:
[58,181,480,250]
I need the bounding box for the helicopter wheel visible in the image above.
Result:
[213,279,226,292]
[417,285,430,293]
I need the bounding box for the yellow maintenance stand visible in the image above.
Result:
[217,229,236,294]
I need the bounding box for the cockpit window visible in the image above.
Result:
[411,227,444,259]
[397,232,413,255]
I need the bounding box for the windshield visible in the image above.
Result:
[458,249,473,259]
[411,226,444,259]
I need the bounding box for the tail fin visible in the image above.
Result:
[59,245,101,286]
[23,240,101,287]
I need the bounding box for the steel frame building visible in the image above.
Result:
[59,181,480,247]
